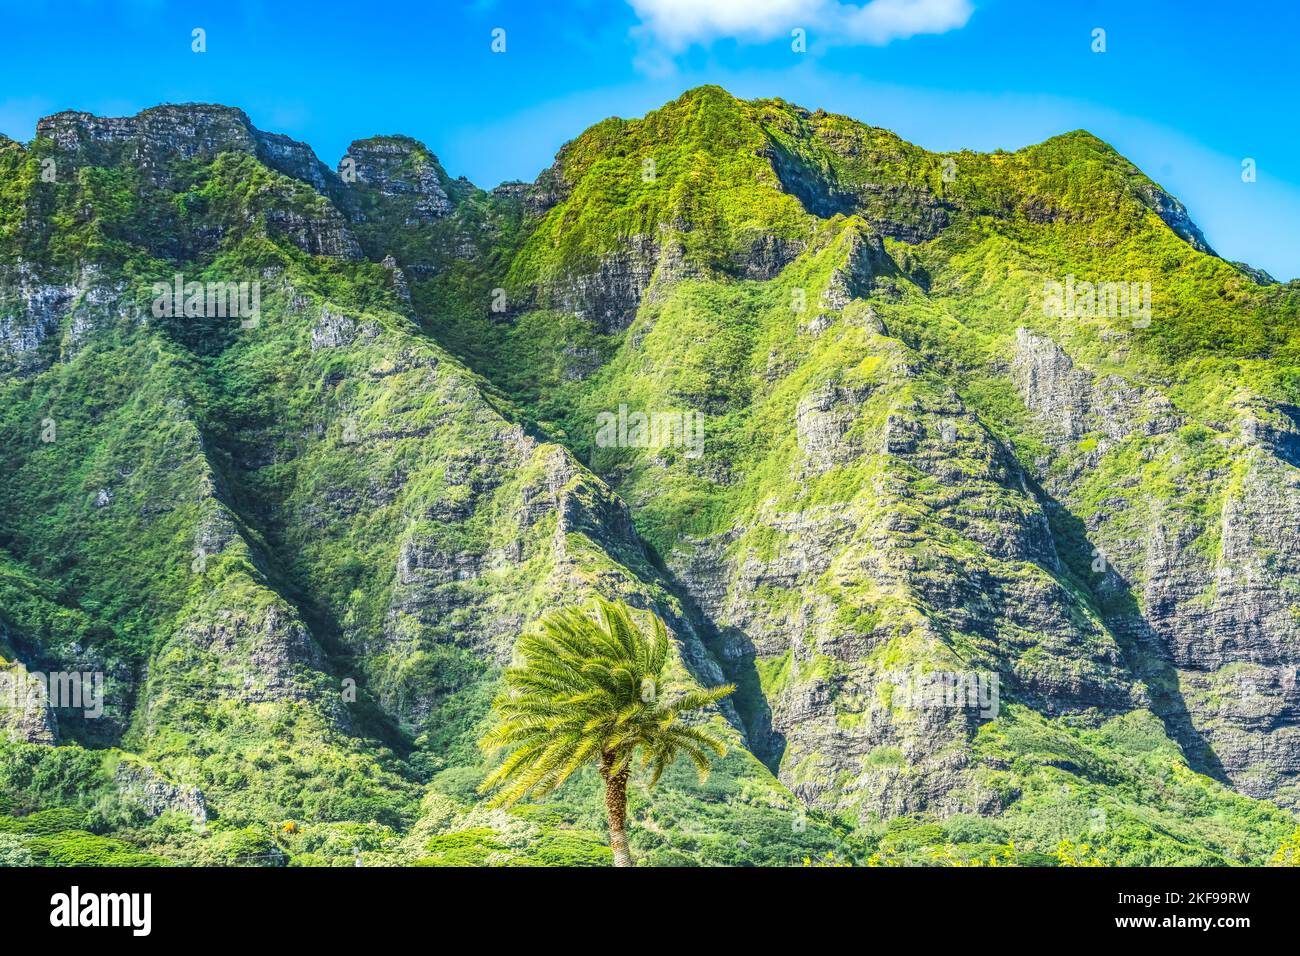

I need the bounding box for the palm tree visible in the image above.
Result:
[479,597,735,866]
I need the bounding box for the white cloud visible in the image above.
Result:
[628,0,819,49]
[838,0,974,44]
[627,0,974,50]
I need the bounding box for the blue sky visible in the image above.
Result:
[1,0,1297,278]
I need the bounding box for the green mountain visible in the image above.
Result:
[1,87,1297,867]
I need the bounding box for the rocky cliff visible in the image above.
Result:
[0,87,1296,866]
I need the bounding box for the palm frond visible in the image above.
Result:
[479,598,736,806]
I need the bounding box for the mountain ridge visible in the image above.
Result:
[19,87,1235,270]
[1,86,1297,867]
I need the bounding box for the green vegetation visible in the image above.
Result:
[0,87,1296,865]
[479,598,734,865]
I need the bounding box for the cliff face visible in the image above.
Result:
[0,88,1297,866]
[1010,327,1300,805]
[338,136,455,223]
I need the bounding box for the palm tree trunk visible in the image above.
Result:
[601,753,634,867]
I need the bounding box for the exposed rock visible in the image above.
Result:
[546,234,660,333]
[311,307,358,349]
[670,338,1136,816]
[1011,328,1183,445]
[36,105,334,191]
[1137,182,1216,255]
[0,262,133,372]
[177,603,327,705]
[795,383,873,473]
[1011,329,1300,806]
[262,202,361,259]
[115,761,208,823]
[340,136,453,222]
[767,144,950,241]
[35,107,361,261]
[820,226,889,311]
[0,663,58,744]
[382,255,412,305]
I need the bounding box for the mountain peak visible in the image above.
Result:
[3,85,1299,870]
[1022,128,1214,254]
[338,135,455,221]
[34,103,334,192]
[36,103,256,150]
[674,83,741,105]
